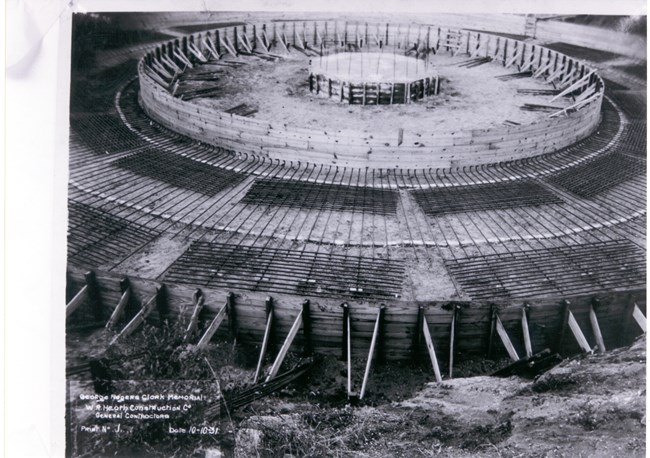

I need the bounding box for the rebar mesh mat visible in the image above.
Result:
[114,150,246,196]
[67,202,160,267]
[445,240,646,300]
[546,153,645,198]
[412,180,562,216]
[164,241,405,299]
[242,178,399,215]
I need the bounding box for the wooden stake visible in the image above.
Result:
[254,298,274,383]
[266,310,303,382]
[109,290,158,347]
[589,301,606,353]
[633,304,646,333]
[194,299,228,351]
[359,306,385,400]
[496,314,519,362]
[521,304,533,358]
[226,292,237,341]
[66,285,88,318]
[182,289,204,342]
[568,311,593,353]
[422,313,442,382]
[105,278,132,331]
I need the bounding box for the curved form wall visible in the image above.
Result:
[138,21,605,169]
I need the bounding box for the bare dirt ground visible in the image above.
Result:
[67,318,645,457]
[232,336,646,458]
[195,52,568,137]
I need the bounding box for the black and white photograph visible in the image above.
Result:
[4,1,648,456]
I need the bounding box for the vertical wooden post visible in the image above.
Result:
[156,284,169,323]
[85,271,103,321]
[413,306,424,362]
[589,299,606,353]
[487,304,497,359]
[227,292,237,342]
[302,300,312,356]
[521,303,533,358]
[341,303,350,360]
[556,300,571,355]
[619,293,638,346]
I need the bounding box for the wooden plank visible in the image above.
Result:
[496,314,520,362]
[254,298,274,383]
[66,285,88,318]
[521,305,533,358]
[109,290,158,347]
[568,311,593,353]
[589,302,606,353]
[422,314,442,382]
[105,279,131,331]
[551,70,594,102]
[182,289,204,342]
[266,310,303,381]
[194,299,228,351]
[633,304,646,333]
[360,306,385,400]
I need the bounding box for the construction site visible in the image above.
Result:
[65,11,646,457]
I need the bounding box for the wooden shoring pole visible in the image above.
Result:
[495,314,520,362]
[223,36,239,58]
[574,84,597,103]
[105,278,132,331]
[218,36,234,58]
[108,289,159,347]
[152,60,173,79]
[66,285,88,318]
[182,289,204,342]
[359,306,385,400]
[422,313,443,383]
[261,29,271,51]
[202,37,220,60]
[449,304,459,379]
[237,31,252,54]
[194,297,229,351]
[265,309,303,382]
[279,32,290,53]
[549,92,600,118]
[568,311,593,354]
[633,304,647,333]
[551,70,594,102]
[173,47,193,68]
[253,297,274,383]
[187,41,208,62]
[521,304,533,358]
[589,299,606,353]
